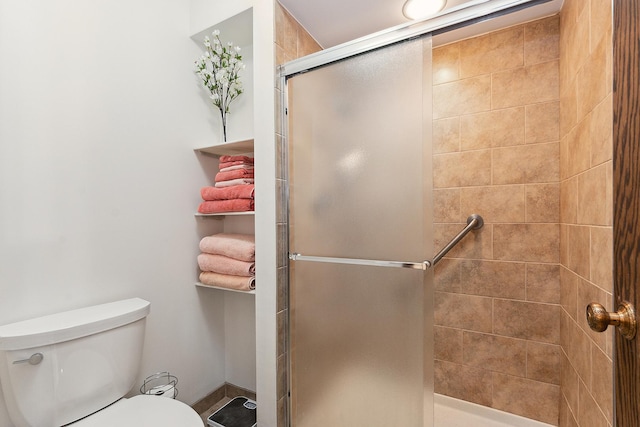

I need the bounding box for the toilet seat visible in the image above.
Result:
[72,395,203,426]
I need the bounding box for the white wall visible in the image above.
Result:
[0,0,231,424]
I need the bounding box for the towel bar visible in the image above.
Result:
[288,253,431,270]
[288,214,483,270]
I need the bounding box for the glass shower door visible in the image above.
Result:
[287,35,434,426]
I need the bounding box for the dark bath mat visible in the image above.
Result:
[207,396,257,427]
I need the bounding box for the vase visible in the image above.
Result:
[220,110,227,142]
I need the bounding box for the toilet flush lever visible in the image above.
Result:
[13,353,43,365]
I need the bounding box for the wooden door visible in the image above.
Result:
[613,0,640,425]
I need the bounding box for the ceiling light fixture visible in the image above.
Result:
[402,0,447,20]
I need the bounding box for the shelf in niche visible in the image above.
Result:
[195,139,254,157]
[195,282,256,295]
[195,211,255,219]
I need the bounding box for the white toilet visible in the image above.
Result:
[0,298,204,427]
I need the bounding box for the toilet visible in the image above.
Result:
[0,298,203,427]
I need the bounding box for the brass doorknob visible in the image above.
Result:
[586,301,636,340]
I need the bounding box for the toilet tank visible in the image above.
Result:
[0,298,151,427]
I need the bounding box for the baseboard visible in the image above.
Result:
[225,382,257,401]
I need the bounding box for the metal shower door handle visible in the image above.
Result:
[288,253,431,270]
[586,301,636,340]
[290,214,484,270]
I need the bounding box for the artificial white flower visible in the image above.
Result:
[194,29,244,141]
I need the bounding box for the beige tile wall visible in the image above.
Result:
[275,3,322,66]
[558,0,613,426]
[274,3,322,426]
[432,16,562,425]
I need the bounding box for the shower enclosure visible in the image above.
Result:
[284,33,434,426]
[280,1,563,426]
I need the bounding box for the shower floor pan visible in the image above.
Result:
[435,394,554,427]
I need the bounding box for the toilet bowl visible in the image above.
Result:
[0,298,203,427]
[72,395,203,426]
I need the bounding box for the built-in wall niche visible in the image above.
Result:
[190,6,258,399]
[191,7,254,144]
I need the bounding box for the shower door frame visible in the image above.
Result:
[277,1,555,425]
[280,0,551,78]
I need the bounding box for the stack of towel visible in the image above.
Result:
[198,233,256,291]
[198,155,255,214]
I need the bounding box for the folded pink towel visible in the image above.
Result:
[198,253,255,276]
[219,155,254,164]
[215,178,254,188]
[199,233,255,261]
[219,164,254,173]
[215,169,255,182]
[201,184,255,201]
[199,271,255,291]
[219,161,254,170]
[198,199,254,214]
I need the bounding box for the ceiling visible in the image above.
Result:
[278,0,563,48]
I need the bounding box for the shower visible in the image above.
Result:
[276,0,607,425]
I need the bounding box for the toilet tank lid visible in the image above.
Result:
[0,298,150,351]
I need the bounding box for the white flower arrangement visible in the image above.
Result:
[194,29,244,141]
